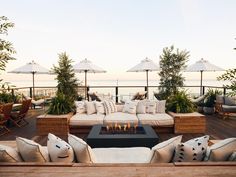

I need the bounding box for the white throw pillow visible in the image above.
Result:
[146,100,156,114]
[94,101,105,114]
[75,101,86,114]
[205,138,236,161]
[68,134,96,163]
[103,100,117,115]
[16,137,49,162]
[156,100,166,113]
[0,144,22,162]
[136,100,146,114]
[85,101,96,115]
[122,101,138,114]
[47,133,74,162]
[151,135,182,163]
[173,135,209,162]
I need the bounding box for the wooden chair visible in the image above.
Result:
[10,99,32,127]
[0,103,13,136]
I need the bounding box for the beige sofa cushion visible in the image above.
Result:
[69,113,104,126]
[122,101,138,114]
[75,101,86,114]
[156,100,166,113]
[136,100,146,114]
[94,101,105,114]
[116,104,124,112]
[146,100,156,114]
[137,113,174,126]
[104,112,138,124]
[151,135,182,163]
[205,138,236,161]
[16,137,49,162]
[0,144,22,162]
[85,101,96,115]
[93,147,153,163]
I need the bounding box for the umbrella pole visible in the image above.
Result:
[200,70,203,96]
[146,70,149,99]
[32,72,35,99]
[85,70,87,100]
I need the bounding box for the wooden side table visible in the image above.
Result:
[37,113,73,136]
[168,112,206,133]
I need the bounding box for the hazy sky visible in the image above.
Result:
[1,0,236,82]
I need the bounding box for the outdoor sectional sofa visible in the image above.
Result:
[69,100,174,134]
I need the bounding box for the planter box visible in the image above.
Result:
[168,112,206,133]
[37,113,73,136]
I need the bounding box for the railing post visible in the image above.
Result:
[144,86,148,98]
[29,87,33,98]
[87,86,89,101]
[115,86,118,103]
[11,89,15,102]
[223,87,226,95]
[202,86,205,95]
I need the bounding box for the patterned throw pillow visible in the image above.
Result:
[47,133,74,162]
[68,134,96,163]
[85,101,96,115]
[146,100,156,114]
[16,137,49,162]
[75,101,86,114]
[204,138,236,161]
[122,101,138,114]
[229,152,236,161]
[151,135,182,163]
[173,135,209,162]
[136,100,146,114]
[156,100,166,113]
[0,144,22,162]
[103,100,117,115]
[94,101,105,114]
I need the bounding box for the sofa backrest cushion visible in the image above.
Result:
[16,137,49,162]
[68,134,96,163]
[94,101,105,114]
[224,96,236,106]
[156,100,166,113]
[103,100,117,115]
[85,101,96,115]
[151,135,182,163]
[0,144,22,162]
[75,101,86,114]
[173,135,209,162]
[136,100,147,114]
[146,100,156,114]
[47,133,74,162]
[205,138,236,161]
[122,101,138,114]
[116,104,124,112]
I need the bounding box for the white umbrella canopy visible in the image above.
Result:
[127,57,159,99]
[186,58,224,95]
[9,60,50,98]
[74,58,106,99]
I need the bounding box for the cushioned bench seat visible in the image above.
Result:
[137,113,174,126]
[103,112,138,124]
[69,114,105,126]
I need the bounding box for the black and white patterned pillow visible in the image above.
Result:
[173,135,209,162]
[103,100,117,115]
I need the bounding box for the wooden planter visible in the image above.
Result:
[37,113,73,136]
[168,112,206,133]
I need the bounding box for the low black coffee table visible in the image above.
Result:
[86,124,159,148]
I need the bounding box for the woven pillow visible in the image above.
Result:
[94,101,105,114]
[173,135,209,162]
[204,138,236,161]
[16,137,49,162]
[136,100,146,114]
[156,100,166,113]
[122,101,138,114]
[75,101,86,114]
[85,101,96,115]
[68,134,96,163]
[151,135,182,163]
[146,100,156,114]
[47,133,74,162]
[103,100,117,115]
[0,144,22,162]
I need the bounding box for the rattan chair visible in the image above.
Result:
[0,103,13,136]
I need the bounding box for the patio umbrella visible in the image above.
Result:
[186,58,224,95]
[127,57,159,99]
[73,58,106,100]
[9,60,49,99]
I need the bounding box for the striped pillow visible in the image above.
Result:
[103,100,117,115]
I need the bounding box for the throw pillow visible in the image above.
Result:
[224,96,236,106]
[173,135,209,162]
[85,101,96,115]
[0,144,22,162]
[103,100,117,115]
[16,137,49,162]
[68,134,96,163]
[156,100,166,113]
[204,138,236,161]
[94,101,105,114]
[75,101,86,114]
[136,100,146,114]
[229,152,236,161]
[151,135,182,163]
[146,100,156,114]
[47,133,74,162]
[122,101,138,114]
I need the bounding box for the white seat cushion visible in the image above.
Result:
[93,147,153,163]
[69,114,105,126]
[137,113,174,126]
[104,112,138,124]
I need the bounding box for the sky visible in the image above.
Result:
[0,0,236,83]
